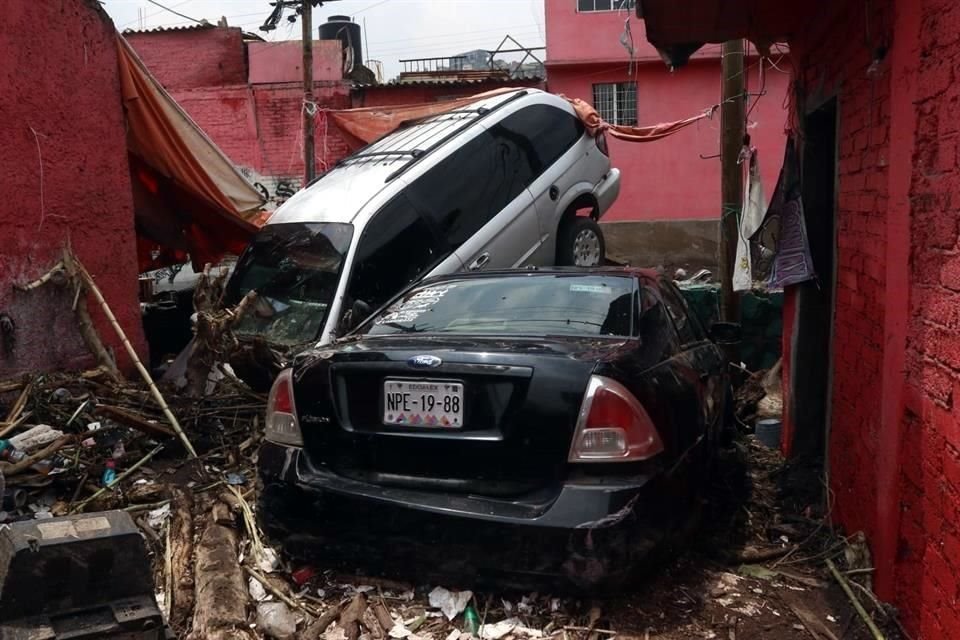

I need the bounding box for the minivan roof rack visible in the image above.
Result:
[384,90,528,183]
[340,149,425,164]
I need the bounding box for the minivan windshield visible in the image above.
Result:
[364,274,636,338]
[227,222,354,346]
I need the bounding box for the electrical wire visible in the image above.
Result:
[142,0,204,24]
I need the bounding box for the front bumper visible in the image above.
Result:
[258,442,674,587]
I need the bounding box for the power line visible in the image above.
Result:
[142,0,204,24]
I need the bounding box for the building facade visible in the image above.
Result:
[545,0,791,269]
[639,0,960,636]
[0,0,147,377]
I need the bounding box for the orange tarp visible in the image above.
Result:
[117,35,265,271]
[328,88,518,150]
[328,88,713,150]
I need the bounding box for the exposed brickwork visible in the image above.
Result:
[900,0,960,636]
[124,27,247,90]
[167,84,353,209]
[788,0,960,635]
[0,0,146,377]
[791,0,892,540]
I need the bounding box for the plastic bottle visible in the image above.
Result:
[463,605,480,636]
[102,459,117,486]
[0,440,26,464]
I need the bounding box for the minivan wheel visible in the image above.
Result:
[558,217,605,267]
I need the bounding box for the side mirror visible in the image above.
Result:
[709,322,742,344]
[346,299,373,331]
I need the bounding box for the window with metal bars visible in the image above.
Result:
[592,82,637,126]
[577,0,635,12]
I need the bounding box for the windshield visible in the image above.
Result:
[364,274,636,338]
[227,222,354,346]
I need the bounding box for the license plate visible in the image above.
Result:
[382,379,464,428]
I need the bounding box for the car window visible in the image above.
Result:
[658,280,702,345]
[365,274,636,338]
[226,222,353,346]
[407,128,532,250]
[494,104,585,175]
[639,283,681,358]
[347,195,445,311]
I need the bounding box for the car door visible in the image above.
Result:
[334,193,457,340]
[658,279,726,440]
[513,104,591,264]
[406,126,539,271]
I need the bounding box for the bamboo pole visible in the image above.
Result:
[71,443,165,513]
[826,558,885,640]
[68,251,197,457]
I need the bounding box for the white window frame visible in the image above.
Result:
[592,82,637,126]
[576,0,636,13]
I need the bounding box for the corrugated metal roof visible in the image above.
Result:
[122,22,215,35]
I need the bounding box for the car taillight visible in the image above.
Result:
[265,369,303,446]
[596,131,610,157]
[569,376,663,462]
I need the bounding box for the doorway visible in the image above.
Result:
[790,98,838,460]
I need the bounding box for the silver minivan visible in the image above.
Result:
[225,88,621,348]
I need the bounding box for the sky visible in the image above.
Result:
[102,0,547,80]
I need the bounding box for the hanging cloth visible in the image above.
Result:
[733,149,767,292]
[751,136,816,288]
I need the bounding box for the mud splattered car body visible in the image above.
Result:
[257,269,731,587]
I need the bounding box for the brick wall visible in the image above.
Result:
[900,0,960,636]
[0,0,146,376]
[124,27,246,90]
[789,0,960,635]
[792,0,892,540]
[167,83,353,209]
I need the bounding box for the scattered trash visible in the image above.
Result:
[257,601,298,639]
[291,566,317,587]
[463,605,480,636]
[479,618,542,640]
[250,576,269,602]
[429,586,473,621]
[738,564,779,581]
[226,471,248,485]
[101,460,117,486]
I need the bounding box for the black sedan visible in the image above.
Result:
[258,268,734,587]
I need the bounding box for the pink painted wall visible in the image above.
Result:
[546,2,790,222]
[545,1,663,64]
[547,59,790,222]
[0,0,146,377]
[249,40,342,84]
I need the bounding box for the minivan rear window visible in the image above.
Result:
[227,222,354,346]
[365,274,636,337]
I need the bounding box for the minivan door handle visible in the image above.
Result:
[549,185,559,201]
[468,253,490,271]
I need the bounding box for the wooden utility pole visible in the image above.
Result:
[302,0,316,183]
[719,39,745,324]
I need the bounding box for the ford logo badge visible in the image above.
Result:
[408,355,442,368]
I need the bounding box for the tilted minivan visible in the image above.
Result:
[224,88,621,349]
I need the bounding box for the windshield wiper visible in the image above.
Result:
[379,322,426,334]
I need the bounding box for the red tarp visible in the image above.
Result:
[327,88,713,151]
[117,35,265,272]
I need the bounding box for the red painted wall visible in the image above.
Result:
[0,0,146,377]
[787,0,960,636]
[124,27,247,90]
[128,29,353,209]
[545,2,790,223]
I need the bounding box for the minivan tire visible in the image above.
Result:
[557,217,605,267]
